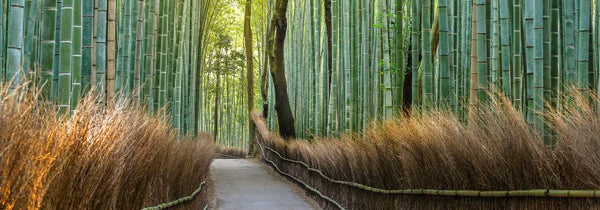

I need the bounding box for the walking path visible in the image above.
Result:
[211,159,320,210]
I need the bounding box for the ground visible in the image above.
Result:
[210,159,320,210]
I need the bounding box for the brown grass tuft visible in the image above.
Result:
[216,146,247,159]
[253,93,600,209]
[0,86,215,209]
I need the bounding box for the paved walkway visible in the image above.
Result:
[211,159,319,210]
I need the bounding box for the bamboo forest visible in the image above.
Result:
[3,0,600,209]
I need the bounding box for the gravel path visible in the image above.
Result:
[211,159,320,210]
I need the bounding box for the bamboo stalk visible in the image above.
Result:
[6,0,26,87]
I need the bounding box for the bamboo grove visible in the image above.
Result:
[258,0,600,141]
[3,0,600,147]
[0,0,216,135]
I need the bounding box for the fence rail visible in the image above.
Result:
[253,117,600,200]
[141,181,208,210]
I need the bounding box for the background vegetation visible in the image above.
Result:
[2,0,600,209]
[263,0,600,142]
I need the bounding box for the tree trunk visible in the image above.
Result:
[261,24,271,118]
[324,0,332,99]
[107,0,116,108]
[6,0,25,88]
[213,72,221,142]
[469,2,478,121]
[267,0,296,139]
[134,0,144,99]
[244,0,255,153]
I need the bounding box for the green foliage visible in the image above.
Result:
[3,0,600,147]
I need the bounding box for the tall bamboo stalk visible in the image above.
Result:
[96,0,107,103]
[82,0,93,92]
[422,0,433,106]
[71,0,82,111]
[57,0,73,111]
[6,0,26,87]
[40,0,57,98]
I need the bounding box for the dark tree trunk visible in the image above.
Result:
[267,0,295,139]
[403,39,413,112]
[213,73,221,142]
[324,0,332,99]
[260,32,270,119]
[260,4,272,119]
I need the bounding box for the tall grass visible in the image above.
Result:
[0,86,215,209]
[253,92,600,209]
[216,146,248,159]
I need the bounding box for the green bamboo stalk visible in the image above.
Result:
[6,0,26,87]
[328,0,339,134]
[464,0,472,118]
[422,0,433,107]
[361,0,371,126]
[457,0,467,119]
[542,0,551,109]
[475,0,488,103]
[597,0,600,96]
[142,0,156,109]
[563,0,576,85]
[50,0,62,101]
[512,0,523,111]
[71,0,82,111]
[173,0,187,131]
[134,0,144,99]
[32,0,42,85]
[469,0,478,118]
[439,0,450,107]
[533,0,545,137]
[167,0,180,114]
[114,0,124,93]
[105,0,116,107]
[499,0,511,97]
[23,0,38,77]
[0,0,4,85]
[394,0,405,113]
[380,0,393,118]
[124,0,134,94]
[158,0,168,108]
[151,0,160,112]
[82,0,93,92]
[313,0,322,135]
[490,0,499,92]
[449,0,457,113]
[351,0,359,128]
[371,0,380,119]
[411,0,421,108]
[57,0,73,111]
[577,0,590,96]
[96,0,107,101]
[550,0,559,107]
[116,0,129,94]
[39,0,57,98]
[587,1,594,93]
[524,0,535,125]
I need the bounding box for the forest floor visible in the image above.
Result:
[210,159,320,210]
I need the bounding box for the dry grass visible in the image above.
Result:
[253,93,600,209]
[197,132,246,159]
[0,86,215,209]
[216,146,247,159]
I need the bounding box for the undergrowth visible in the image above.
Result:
[253,92,600,209]
[0,86,215,209]
[216,146,247,159]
